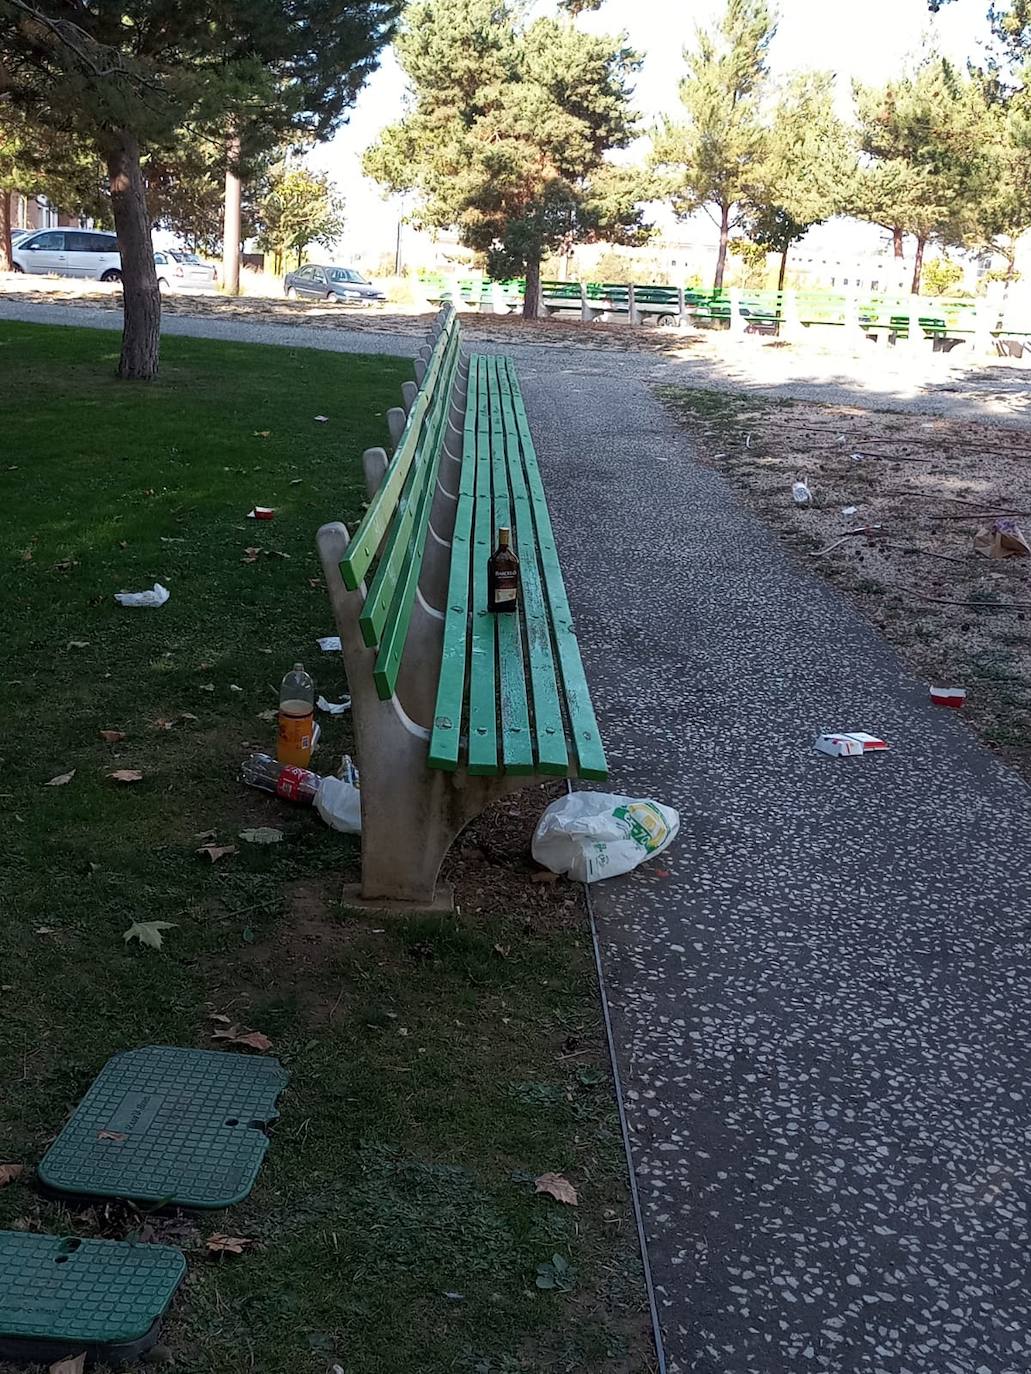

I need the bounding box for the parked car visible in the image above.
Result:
[283,264,386,303]
[12,228,122,280]
[10,228,31,247]
[154,248,217,292]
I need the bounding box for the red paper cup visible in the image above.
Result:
[930,687,966,709]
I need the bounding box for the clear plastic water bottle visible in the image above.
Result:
[277,663,315,767]
[240,753,322,805]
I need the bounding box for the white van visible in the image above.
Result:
[12,229,122,281]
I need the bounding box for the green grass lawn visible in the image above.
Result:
[0,322,650,1374]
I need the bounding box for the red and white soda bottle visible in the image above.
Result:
[240,753,323,805]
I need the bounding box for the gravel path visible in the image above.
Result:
[525,366,1031,1374]
[3,297,1031,424]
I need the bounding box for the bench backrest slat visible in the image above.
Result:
[503,357,608,781]
[487,357,534,775]
[494,361,570,776]
[369,338,461,697]
[359,330,460,649]
[427,359,480,771]
[340,312,457,592]
[467,357,500,775]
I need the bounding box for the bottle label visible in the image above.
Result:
[276,766,310,801]
[495,585,517,603]
[277,710,313,765]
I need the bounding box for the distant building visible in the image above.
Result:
[9,192,86,232]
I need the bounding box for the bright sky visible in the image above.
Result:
[308,0,992,260]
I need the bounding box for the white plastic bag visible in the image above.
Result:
[314,755,361,834]
[532,792,680,884]
[114,583,170,608]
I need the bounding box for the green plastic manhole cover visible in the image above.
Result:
[0,1231,186,1365]
[38,1045,289,1208]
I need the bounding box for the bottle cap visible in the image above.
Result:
[498,526,511,546]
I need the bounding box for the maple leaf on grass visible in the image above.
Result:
[0,1163,25,1187]
[123,921,177,951]
[211,1025,272,1052]
[534,1173,579,1206]
[49,1355,86,1374]
[196,844,237,863]
[206,1234,254,1255]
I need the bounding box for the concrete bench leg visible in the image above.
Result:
[316,519,524,907]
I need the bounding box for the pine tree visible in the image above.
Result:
[742,71,855,290]
[364,0,647,319]
[852,57,994,293]
[0,0,399,378]
[652,0,776,290]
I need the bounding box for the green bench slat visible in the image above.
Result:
[428,358,480,771]
[486,357,534,775]
[503,357,608,781]
[340,314,456,591]
[494,361,570,776]
[360,330,459,648]
[467,358,499,774]
[371,340,461,699]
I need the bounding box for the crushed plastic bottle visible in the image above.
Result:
[240,753,322,805]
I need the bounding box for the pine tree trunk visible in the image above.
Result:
[911,236,926,295]
[893,226,904,259]
[522,253,541,320]
[777,244,789,293]
[223,132,242,296]
[104,131,160,381]
[0,191,12,272]
[714,206,730,291]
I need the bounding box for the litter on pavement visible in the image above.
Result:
[532,792,680,884]
[814,732,889,758]
[114,583,170,608]
[792,480,813,506]
[930,686,967,709]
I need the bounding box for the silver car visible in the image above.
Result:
[283,264,386,303]
[11,228,122,280]
[154,249,217,292]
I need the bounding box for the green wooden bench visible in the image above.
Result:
[316,304,607,906]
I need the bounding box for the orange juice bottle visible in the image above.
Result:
[276,663,315,768]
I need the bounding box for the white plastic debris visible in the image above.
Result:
[792,481,813,507]
[317,636,342,652]
[814,732,889,758]
[532,792,680,884]
[114,583,170,608]
[841,505,858,517]
[314,755,361,833]
[313,415,329,423]
[317,694,351,715]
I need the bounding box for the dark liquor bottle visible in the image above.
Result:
[488,526,519,613]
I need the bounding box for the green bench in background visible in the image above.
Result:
[316,304,607,906]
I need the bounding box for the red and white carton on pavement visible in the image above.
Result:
[930,686,967,709]
[814,732,890,758]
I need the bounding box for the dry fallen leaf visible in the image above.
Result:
[152,718,177,731]
[194,829,217,841]
[48,1353,86,1374]
[238,827,283,845]
[45,770,76,787]
[67,640,90,649]
[257,709,278,723]
[208,1012,232,1025]
[242,547,261,564]
[179,712,199,722]
[109,769,143,784]
[0,1163,25,1187]
[199,683,215,692]
[99,729,126,743]
[211,1025,273,1052]
[96,1130,127,1142]
[206,1234,254,1255]
[534,1173,579,1206]
[253,431,271,438]
[197,844,237,864]
[123,921,177,950]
